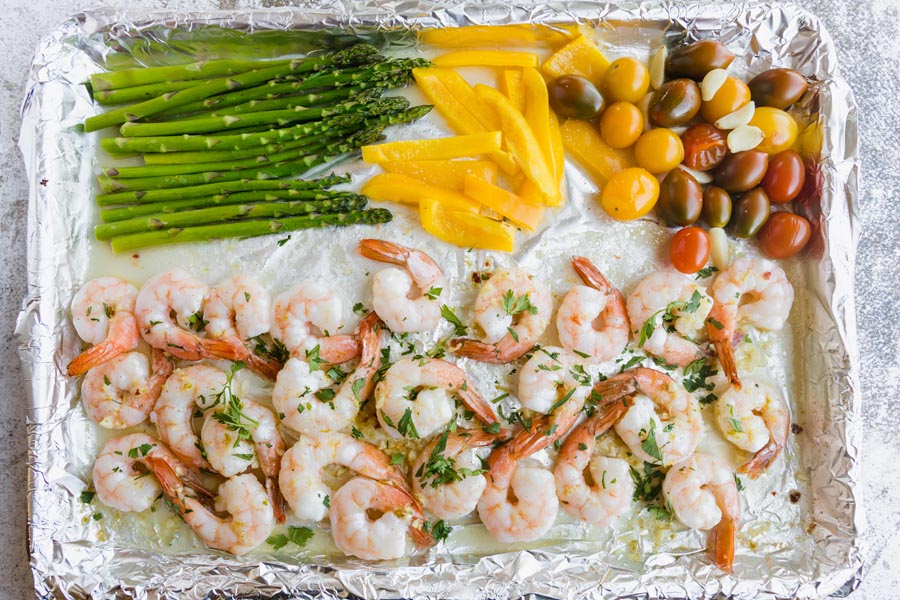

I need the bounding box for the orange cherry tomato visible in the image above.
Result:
[701,76,751,123]
[599,102,643,148]
[634,128,684,173]
[599,168,660,221]
[670,226,711,274]
[747,107,799,154]
[604,57,651,104]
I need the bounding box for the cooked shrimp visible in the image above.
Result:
[707,257,794,385]
[358,238,447,333]
[330,477,432,560]
[517,346,590,414]
[92,433,208,513]
[274,313,384,435]
[81,349,173,429]
[412,428,505,520]
[68,276,140,376]
[556,257,630,362]
[204,275,281,380]
[717,379,790,478]
[271,281,360,365]
[554,402,634,526]
[451,269,552,363]
[151,364,227,470]
[375,357,497,439]
[135,269,244,362]
[663,453,740,572]
[280,431,409,522]
[594,367,703,467]
[626,270,713,367]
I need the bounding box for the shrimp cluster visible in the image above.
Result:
[68,243,795,570]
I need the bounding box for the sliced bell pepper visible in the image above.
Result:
[419,25,577,48]
[361,131,502,163]
[433,50,540,68]
[381,160,498,190]
[522,68,555,182]
[548,110,566,186]
[499,69,526,113]
[541,35,610,87]
[463,174,544,231]
[558,119,636,186]
[361,173,480,213]
[420,196,515,252]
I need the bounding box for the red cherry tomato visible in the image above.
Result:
[670,227,711,274]
[761,150,806,203]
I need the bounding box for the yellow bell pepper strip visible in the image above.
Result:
[433,50,540,69]
[499,69,526,113]
[381,160,498,191]
[541,35,610,87]
[361,131,502,163]
[420,196,515,252]
[522,68,555,183]
[548,110,566,186]
[361,173,481,213]
[474,84,557,203]
[558,119,636,186]
[426,68,498,131]
[463,174,544,231]
[419,25,577,48]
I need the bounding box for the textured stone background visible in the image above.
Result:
[1,0,897,597]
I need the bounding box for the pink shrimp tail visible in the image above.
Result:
[711,514,736,573]
[357,238,410,265]
[707,301,741,387]
[267,477,287,524]
[318,334,361,365]
[244,350,283,380]
[738,440,785,479]
[450,337,531,364]
[458,386,500,427]
[144,454,213,510]
[571,256,613,292]
[67,312,139,376]
[200,336,249,362]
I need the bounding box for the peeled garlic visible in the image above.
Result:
[727,125,764,152]
[677,164,713,184]
[637,92,654,132]
[667,125,689,136]
[710,227,731,270]
[701,69,729,102]
[715,101,755,130]
[649,46,668,90]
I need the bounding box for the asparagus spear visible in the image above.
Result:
[109,208,393,253]
[90,58,293,91]
[96,196,368,239]
[93,80,204,105]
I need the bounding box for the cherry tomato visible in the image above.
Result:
[634,128,684,173]
[729,187,770,238]
[681,124,728,171]
[649,79,701,127]
[670,227,711,274]
[658,169,703,226]
[600,168,660,221]
[747,107,799,154]
[761,150,805,203]
[666,40,735,80]
[603,57,650,104]
[701,76,751,123]
[748,68,808,109]
[599,102,643,148]
[548,75,606,119]
[702,185,732,227]
[757,211,811,258]
[715,150,768,192]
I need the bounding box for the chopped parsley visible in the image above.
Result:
[638,290,704,348]
[305,345,324,371]
[352,302,366,315]
[440,305,468,336]
[501,290,538,317]
[424,286,443,301]
[640,419,663,464]
[734,474,745,491]
[187,311,208,332]
[695,266,719,279]
[415,428,484,488]
[619,355,645,372]
[351,378,366,401]
[390,452,405,465]
[629,461,666,503]
[267,526,313,550]
[251,336,289,364]
[683,359,718,393]
[80,490,95,504]
[127,443,154,459]
[350,426,364,440]
[209,362,258,445]
[397,407,419,438]
[277,236,291,247]
[424,519,452,543]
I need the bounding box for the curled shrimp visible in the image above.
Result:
[135,269,244,362]
[707,257,794,386]
[204,275,281,380]
[375,357,498,439]
[517,346,590,414]
[663,453,740,572]
[92,433,209,513]
[273,313,383,435]
[151,364,227,470]
[626,270,713,367]
[279,431,409,522]
[554,402,634,526]
[271,281,360,365]
[593,367,703,467]
[451,269,552,364]
[81,349,173,429]
[330,476,432,560]
[717,379,790,478]
[358,238,447,333]
[556,257,630,362]
[67,277,140,376]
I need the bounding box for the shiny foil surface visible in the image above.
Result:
[16,2,861,598]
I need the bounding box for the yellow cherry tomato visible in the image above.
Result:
[748,106,799,154]
[599,167,660,220]
[634,128,685,173]
[603,57,650,104]
[700,75,751,123]
[599,102,643,148]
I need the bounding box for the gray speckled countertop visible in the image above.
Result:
[1,0,897,598]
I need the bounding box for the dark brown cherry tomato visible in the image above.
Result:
[670,227,711,274]
[758,211,812,258]
[761,150,805,203]
[649,79,702,127]
[715,150,769,193]
[658,169,703,226]
[681,124,728,171]
[666,40,735,80]
[729,187,770,238]
[748,68,809,109]
[702,185,732,227]
[548,75,606,120]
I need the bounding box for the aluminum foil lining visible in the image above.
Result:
[16,1,862,598]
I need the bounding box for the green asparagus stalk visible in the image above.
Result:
[109,208,393,253]
[90,58,293,91]
[96,196,368,239]
[96,174,351,206]
[171,85,370,121]
[93,80,205,105]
